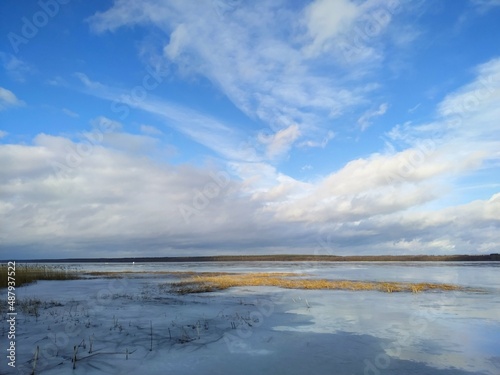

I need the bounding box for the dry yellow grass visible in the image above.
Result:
[0,264,78,288]
[170,272,463,294]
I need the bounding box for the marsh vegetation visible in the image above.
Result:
[169,272,464,294]
[0,263,79,288]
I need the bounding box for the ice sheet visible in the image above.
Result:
[1,262,499,375]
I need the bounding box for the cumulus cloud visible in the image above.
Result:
[266,148,453,224]
[0,135,258,255]
[0,128,498,257]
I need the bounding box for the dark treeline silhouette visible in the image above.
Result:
[9,253,500,263]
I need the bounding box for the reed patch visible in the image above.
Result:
[0,264,79,288]
[169,272,464,294]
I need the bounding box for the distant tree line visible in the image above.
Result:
[10,253,500,263]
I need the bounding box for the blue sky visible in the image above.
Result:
[1,0,500,259]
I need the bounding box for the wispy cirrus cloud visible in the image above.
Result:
[74,72,258,164]
[140,124,163,136]
[62,108,79,118]
[357,102,388,131]
[298,130,335,149]
[87,0,407,155]
[471,0,500,12]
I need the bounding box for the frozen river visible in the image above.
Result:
[3,261,499,375]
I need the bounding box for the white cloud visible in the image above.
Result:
[90,116,123,132]
[408,103,421,113]
[4,5,492,257]
[0,130,7,139]
[0,134,297,256]
[302,0,403,65]
[0,53,34,82]
[0,129,499,256]
[264,124,301,159]
[65,48,500,254]
[298,130,335,148]
[262,57,500,228]
[84,117,162,155]
[163,23,189,60]
[140,124,163,135]
[437,58,500,134]
[74,72,107,90]
[75,74,261,165]
[266,151,449,224]
[371,193,500,253]
[357,102,388,130]
[471,0,500,12]
[46,76,68,87]
[86,0,387,157]
[302,0,361,57]
[384,58,500,189]
[405,58,500,167]
[0,87,25,110]
[103,132,160,154]
[473,0,500,4]
[62,108,79,118]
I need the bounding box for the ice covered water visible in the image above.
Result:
[1,262,499,375]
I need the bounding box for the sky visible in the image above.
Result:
[0,0,500,259]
